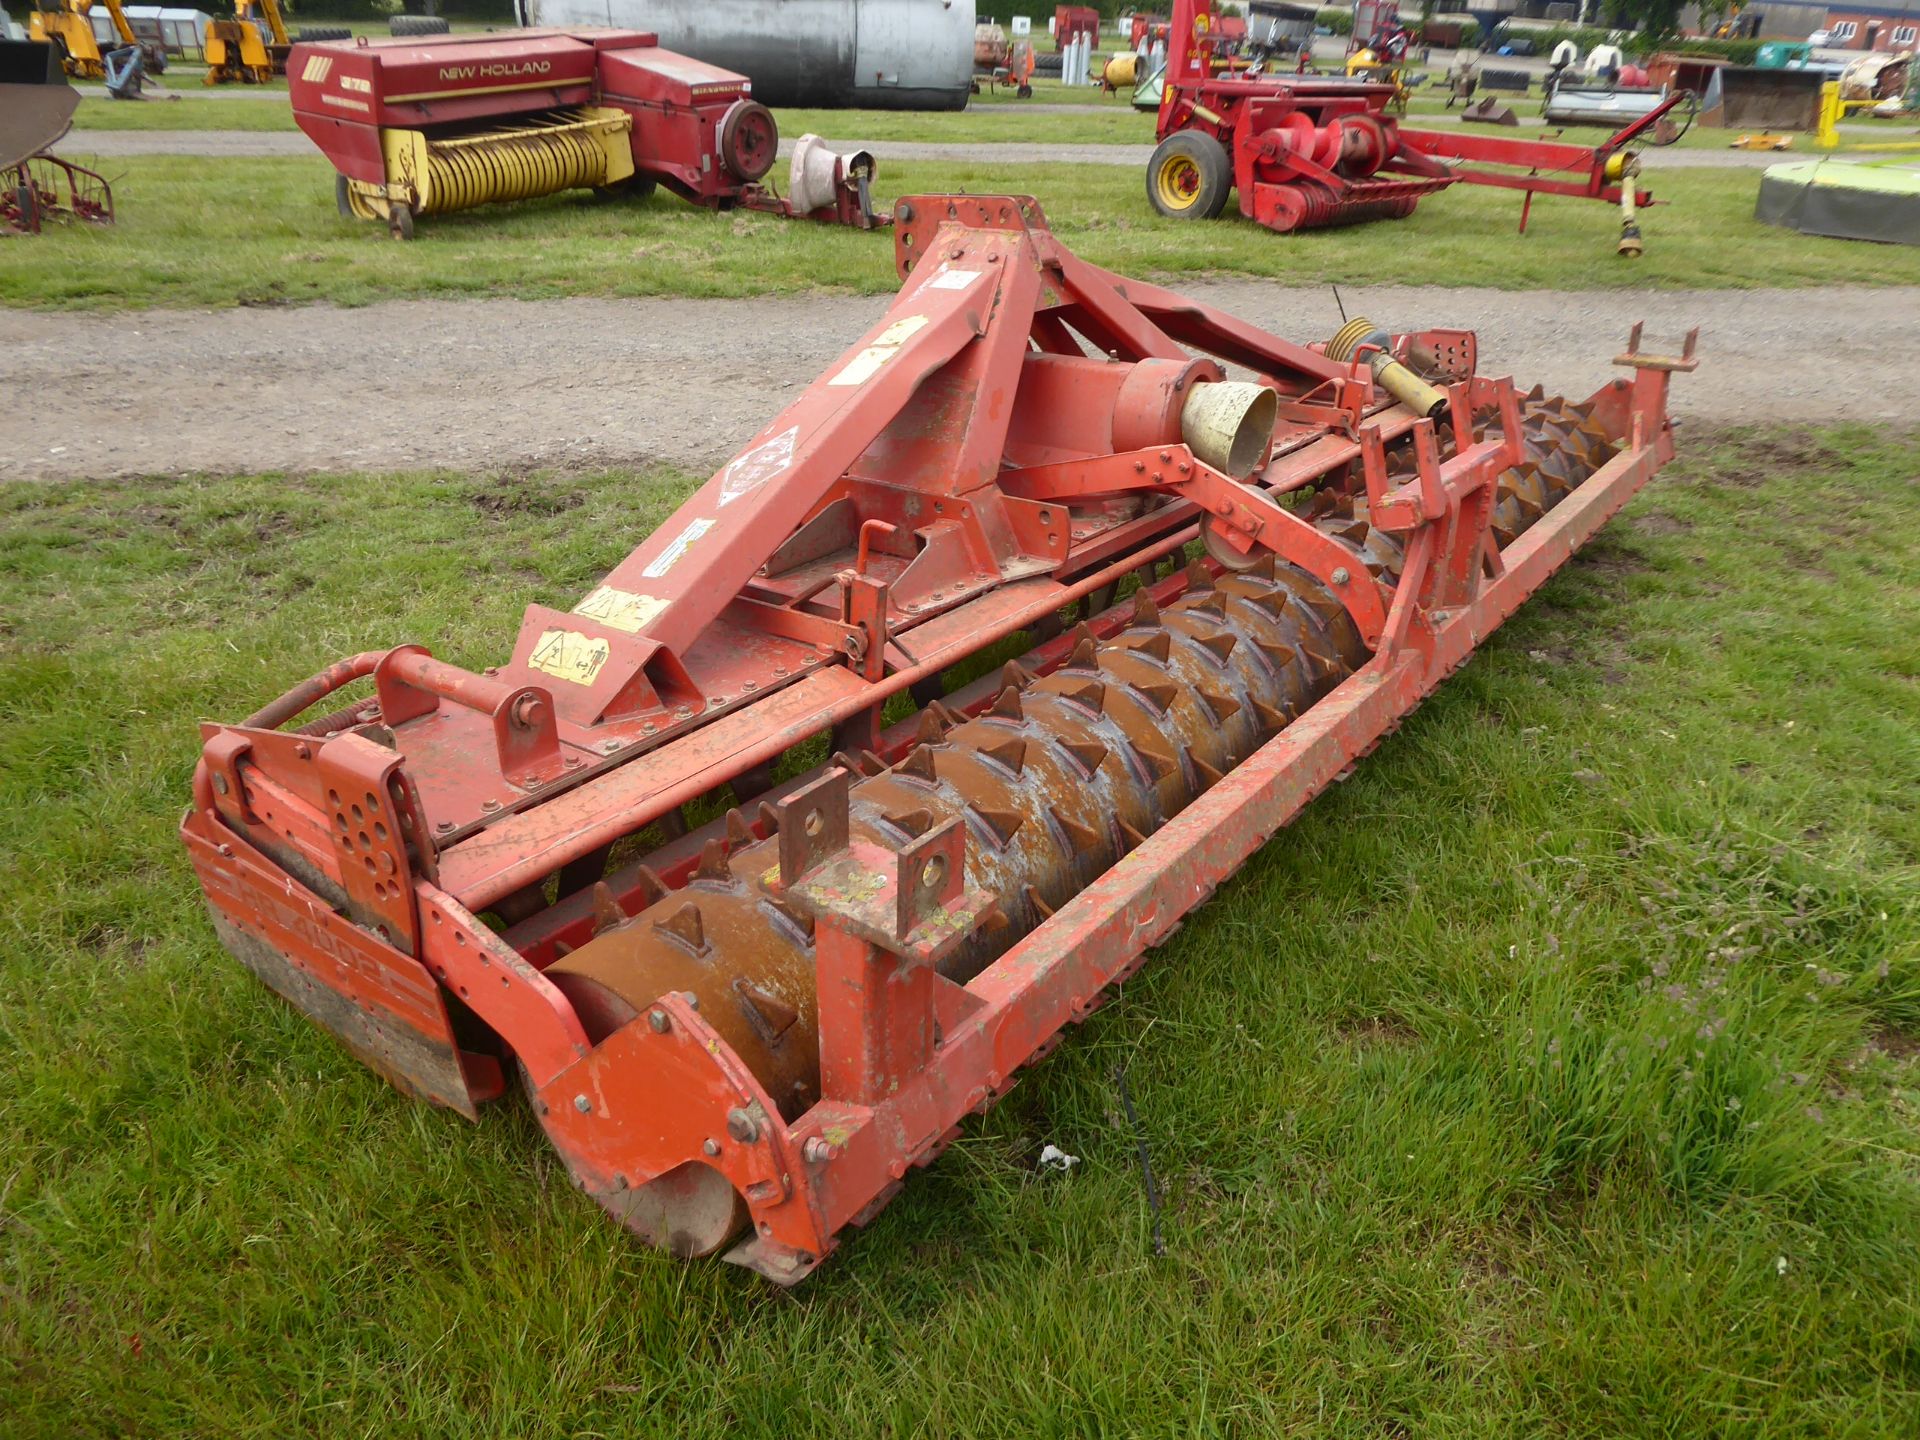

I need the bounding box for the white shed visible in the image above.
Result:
[87,7,216,56]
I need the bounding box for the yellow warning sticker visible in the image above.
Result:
[573,585,669,635]
[828,314,930,387]
[528,629,611,686]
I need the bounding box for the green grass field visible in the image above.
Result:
[2,426,1917,1435]
[67,95,1165,143]
[68,84,1920,157]
[10,152,1920,310]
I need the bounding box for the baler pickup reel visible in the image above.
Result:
[183,195,1695,1282]
[291,28,886,239]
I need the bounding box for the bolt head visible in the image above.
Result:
[573,1094,592,1114]
[1332,567,1352,586]
[703,1138,721,1156]
[648,1008,670,1034]
[435,820,454,834]
[726,1107,759,1143]
[802,1137,833,1164]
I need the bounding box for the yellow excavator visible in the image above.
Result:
[29,0,166,80]
[204,0,291,85]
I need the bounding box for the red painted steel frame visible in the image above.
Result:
[182,193,1694,1282]
[288,28,885,227]
[1156,0,1674,225]
[529,351,1690,1285]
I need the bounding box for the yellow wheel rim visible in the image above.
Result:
[1156,153,1203,212]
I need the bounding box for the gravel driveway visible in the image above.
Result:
[4,283,1910,482]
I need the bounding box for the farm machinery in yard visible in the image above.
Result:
[180,194,1694,1282]
[28,0,167,80]
[1148,0,1691,253]
[2,38,115,235]
[204,0,291,86]
[290,28,884,239]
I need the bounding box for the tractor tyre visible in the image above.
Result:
[296,25,353,42]
[389,15,452,36]
[1146,131,1232,220]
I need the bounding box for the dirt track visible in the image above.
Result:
[4,283,1913,483]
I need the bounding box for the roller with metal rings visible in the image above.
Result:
[418,127,614,216]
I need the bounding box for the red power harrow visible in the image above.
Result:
[182,195,1695,1282]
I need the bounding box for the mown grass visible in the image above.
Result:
[9,152,1920,310]
[2,425,1918,1436]
[70,83,1920,157]
[71,96,301,131]
[66,96,1164,142]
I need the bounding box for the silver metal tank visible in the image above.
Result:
[517,0,975,110]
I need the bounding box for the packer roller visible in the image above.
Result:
[181,196,1695,1281]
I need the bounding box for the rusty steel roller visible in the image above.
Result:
[544,557,1370,1129]
[539,382,1622,1146]
[539,398,1618,1149]
[1309,390,1617,563]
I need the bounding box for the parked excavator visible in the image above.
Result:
[204,0,289,85]
[28,0,167,79]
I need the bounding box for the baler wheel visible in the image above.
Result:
[1147,131,1232,220]
[333,173,354,219]
[387,203,414,242]
[593,175,658,203]
[719,100,778,183]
